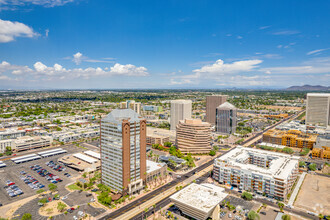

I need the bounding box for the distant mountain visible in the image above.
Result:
[286,85,330,91]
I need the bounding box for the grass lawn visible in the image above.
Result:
[67,184,81,191]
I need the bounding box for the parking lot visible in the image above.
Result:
[0,147,83,205]
[13,194,106,220]
[224,195,255,211]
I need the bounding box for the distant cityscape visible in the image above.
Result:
[0,90,328,220]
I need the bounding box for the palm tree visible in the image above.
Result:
[278,202,284,212]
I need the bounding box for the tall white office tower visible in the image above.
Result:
[170,100,192,130]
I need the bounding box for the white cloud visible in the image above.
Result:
[306,48,330,55]
[237,35,243,39]
[193,59,262,77]
[73,52,83,65]
[272,30,300,35]
[0,0,74,10]
[45,29,49,37]
[0,60,149,81]
[0,19,37,43]
[259,26,271,30]
[170,59,263,86]
[69,52,115,64]
[260,58,330,74]
[170,78,194,85]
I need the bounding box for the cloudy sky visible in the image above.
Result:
[0,0,329,89]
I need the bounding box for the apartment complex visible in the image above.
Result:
[0,136,52,153]
[205,95,227,125]
[176,119,211,154]
[120,100,141,114]
[170,100,192,130]
[213,146,299,201]
[311,135,330,159]
[0,128,26,140]
[216,102,237,134]
[100,109,146,194]
[263,129,317,149]
[306,93,330,127]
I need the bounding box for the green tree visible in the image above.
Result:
[21,213,32,220]
[299,161,306,167]
[36,189,45,194]
[209,150,216,156]
[57,202,67,212]
[164,142,172,147]
[308,163,317,171]
[278,202,284,212]
[282,214,291,220]
[48,183,57,192]
[247,210,260,220]
[241,191,253,200]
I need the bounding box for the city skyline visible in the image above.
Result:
[0,0,329,89]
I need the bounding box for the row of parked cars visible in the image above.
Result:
[30,164,63,184]
[4,180,23,197]
[19,173,45,190]
[46,161,66,172]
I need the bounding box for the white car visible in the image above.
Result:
[73,216,78,220]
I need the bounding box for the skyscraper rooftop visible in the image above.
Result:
[102,109,142,124]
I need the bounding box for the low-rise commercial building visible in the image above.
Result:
[13,136,53,152]
[146,160,167,183]
[263,129,317,149]
[170,183,227,220]
[146,131,170,146]
[0,136,52,153]
[176,119,211,154]
[213,146,300,201]
[311,135,330,159]
[143,105,163,112]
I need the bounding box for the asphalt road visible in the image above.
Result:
[99,159,214,220]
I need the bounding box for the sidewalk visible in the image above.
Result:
[287,172,306,206]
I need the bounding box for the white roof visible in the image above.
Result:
[216,146,300,180]
[170,183,227,213]
[84,150,100,159]
[217,102,236,109]
[147,160,166,174]
[170,99,192,104]
[40,150,67,157]
[11,153,39,161]
[38,148,64,155]
[307,93,330,97]
[73,153,97,164]
[13,155,41,163]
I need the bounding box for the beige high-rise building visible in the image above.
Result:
[176,119,211,153]
[206,95,227,125]
[170,100,192,130]
[306,93,330,127]
[120,100,141,114]
[101,109,146,194]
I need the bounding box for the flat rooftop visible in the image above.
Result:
[146,160,166,174]
[215,146,300,180]
[170,183,227,213]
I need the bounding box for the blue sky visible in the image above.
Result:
[0,0,329,89]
